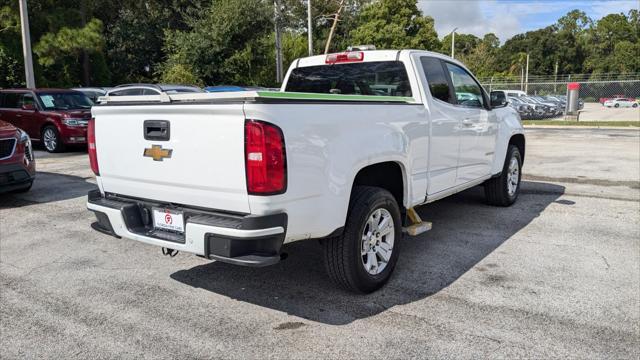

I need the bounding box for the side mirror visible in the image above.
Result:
[490,91,507,108]
[21,104,36,111]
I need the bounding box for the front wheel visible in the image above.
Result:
[633,103,638,108]
[484,145,522,206]
[614,103,620,108]
[322,186,402,293]
[42,126,64,153]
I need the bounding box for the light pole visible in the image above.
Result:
[18,0,35,88]
[274,0,283,83]
[307,0,313,56]
[450,27,458,59]
[525,53,529,94]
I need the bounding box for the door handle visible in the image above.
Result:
[462,118,473,126]
[143,120,170,141]
[16,114,22,117]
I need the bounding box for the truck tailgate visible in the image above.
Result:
[92,104,250,213]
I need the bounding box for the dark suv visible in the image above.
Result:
[0,89,93,152]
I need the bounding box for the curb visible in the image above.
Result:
[524,125,640,130]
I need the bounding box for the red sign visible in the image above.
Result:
[567,82,580,90]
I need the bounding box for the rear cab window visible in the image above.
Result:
[285,61,412,97]
[420,57,455,104]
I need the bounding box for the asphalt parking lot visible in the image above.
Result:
[578,102,640,122]
[1,128,639,358]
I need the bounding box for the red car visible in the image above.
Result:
[0,89,93,152]
[0,120,35,193]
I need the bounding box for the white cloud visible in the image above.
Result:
[418,0,640,43]
[589,0,639,18]
[418,0,522,42]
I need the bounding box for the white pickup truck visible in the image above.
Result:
[87,50,525,293]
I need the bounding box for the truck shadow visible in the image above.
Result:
[170,181,565,325]
[0,171,97,208]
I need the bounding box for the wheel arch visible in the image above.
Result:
[40,119,61,137]
[509,133,525,164]
[350,161,407,212]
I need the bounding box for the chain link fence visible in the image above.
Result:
[479,73,640,103]
[478,74,640,121]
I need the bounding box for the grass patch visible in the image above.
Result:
[523,120,640,127]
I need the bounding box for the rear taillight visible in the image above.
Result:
[88,117,99,176]
[245,120,286,195]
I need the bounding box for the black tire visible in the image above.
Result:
[322,186,402,293]
[614,103,620,108]
[485,145,522,207]
[633,103,638,108]
[42,125,64,153]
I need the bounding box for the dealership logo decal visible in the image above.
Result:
[143,145,173,161]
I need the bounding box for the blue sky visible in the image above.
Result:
[418,0,639,42]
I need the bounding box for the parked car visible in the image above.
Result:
[87,49,525,293]
[493,89,527,99]
[599,95,627,104]
[604,98,638,108]
[204,85,252,92]
[507,96,534,119]
[554,94,583,110]
[531,96,564,116]
[106,84,203,96]
[520,96,552,118]
[0,89,93,152]
[0,120,35,193]
[72,87,112,103]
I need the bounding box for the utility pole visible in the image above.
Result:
[307,0,313,56]
[450,27,458,59]
[274,0,283,83]
[324,0,344,54]
[524,53,530,94]
[554,60,559,93]
[18,0,35,88]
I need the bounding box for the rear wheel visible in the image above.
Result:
[633,103,638,108]
[42,126,64,153]
[485,145,522,206]
[322,186,401,293]
[614,103,620,108]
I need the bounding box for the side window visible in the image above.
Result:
[20,93,36,107]
[444,63,485,108]
[420,57,454,104]
[1,93,22,108]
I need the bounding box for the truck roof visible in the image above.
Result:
[294,49,461,68]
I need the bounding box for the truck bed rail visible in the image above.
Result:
[96,91,416,106]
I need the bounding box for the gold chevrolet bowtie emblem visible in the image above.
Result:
[143,145,173,161]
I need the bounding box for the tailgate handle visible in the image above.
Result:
[144,120,170,141]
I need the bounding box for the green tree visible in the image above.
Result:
[0,5,24,87]
[441,33,480,57]
[458,34,501,77]
[159,0,273,86]
[350,0,440,51]
[33,18,108,86]
[585,11,638,73]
